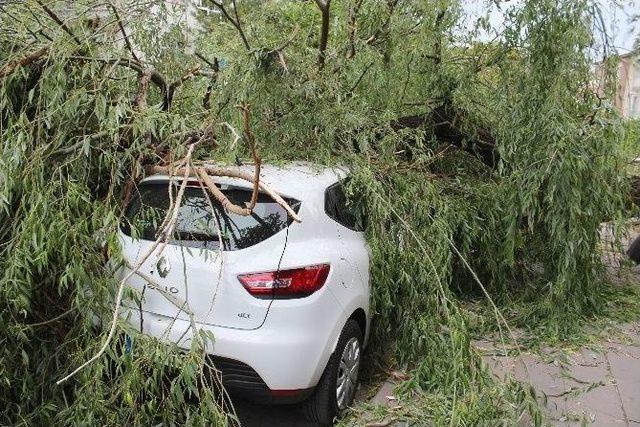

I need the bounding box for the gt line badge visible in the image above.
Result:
[156,256,170,278]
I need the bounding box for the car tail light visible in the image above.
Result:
[238,264,330,298]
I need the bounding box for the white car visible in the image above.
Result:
[117,162,370,424]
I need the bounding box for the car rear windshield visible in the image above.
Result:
[121,181,300,251]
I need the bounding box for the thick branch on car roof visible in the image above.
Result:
[195,167,257,216]
[147,164,302,223]
[192,104,261,216]
[146,103,297,221]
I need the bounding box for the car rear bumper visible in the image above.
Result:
[207,355,315,404]
[119,286,348,393]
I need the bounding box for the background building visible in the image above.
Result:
[615,51,640,119]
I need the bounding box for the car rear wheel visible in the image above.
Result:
[303,319,363,426]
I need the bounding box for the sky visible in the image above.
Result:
[605,1,639,52]
[461,0,638,54]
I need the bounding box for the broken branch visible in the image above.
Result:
[346,0,363,59]
[314,0,331,68]
[165,64,202,110]
[0,47,49,78]
[69,56,169,106]
[110,3,140,62]
[208,0,251,51]
[35,0,81,45]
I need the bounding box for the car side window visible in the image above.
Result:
[324,180,365,232]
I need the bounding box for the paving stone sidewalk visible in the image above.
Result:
[476,324,640,426]
[370,326,640,427]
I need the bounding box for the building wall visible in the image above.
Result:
[617,53,640,119]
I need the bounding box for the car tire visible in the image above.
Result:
[303,319,363,426]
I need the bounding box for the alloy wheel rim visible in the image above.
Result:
[336,337,360,410]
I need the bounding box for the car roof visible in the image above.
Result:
[141,161,347,201]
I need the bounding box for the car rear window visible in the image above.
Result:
[121,181,300,251]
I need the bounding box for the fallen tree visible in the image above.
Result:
[0,0,632,425]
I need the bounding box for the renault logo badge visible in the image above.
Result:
[156,256,171,278]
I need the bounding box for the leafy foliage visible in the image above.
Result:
[0,0,629,425]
